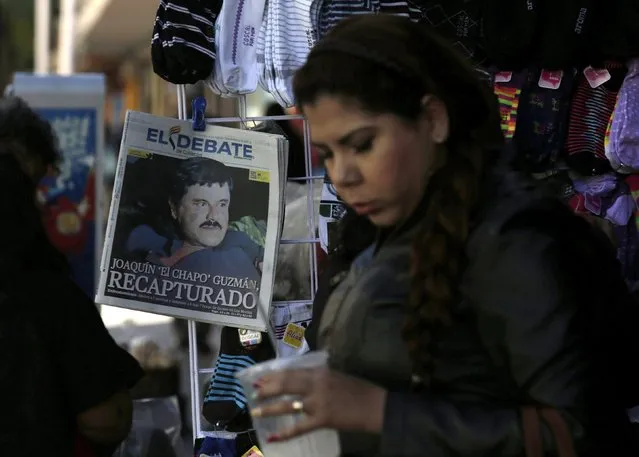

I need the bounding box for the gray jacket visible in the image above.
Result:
[317,192,636,457]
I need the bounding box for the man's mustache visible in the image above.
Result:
[200,219,222,229]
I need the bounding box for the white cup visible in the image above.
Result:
[236,351,341,457]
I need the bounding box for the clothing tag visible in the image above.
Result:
[282,322,305,349]
[494,71,513,83]
[242,446,264,457]
[238,329,262,347]
[583,66,611,89]
[538,70,564,89]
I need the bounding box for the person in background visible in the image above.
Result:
[0,96,143,457]
[248,15,639,456]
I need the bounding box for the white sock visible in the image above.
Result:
[207,12,232,96]
[215,0,267,94]
[262,0,290,106]
[271,0,315,107]
[256,0,269,92]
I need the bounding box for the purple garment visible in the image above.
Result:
[608,58,639,172]
[572,173,618,196]
[605,194,636,226]
[571,174,636,225]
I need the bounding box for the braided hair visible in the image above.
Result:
[293,15,504,383]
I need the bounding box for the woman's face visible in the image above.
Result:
[304,95,448,228]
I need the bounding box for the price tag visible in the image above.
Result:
[238,329,262,347]
[282,322,305,349]
[494,71,513,83]
[583,66,611,89]
[249,169,270,183]
[242,446,264,457]
[538,70,564,90]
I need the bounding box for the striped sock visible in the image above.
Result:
[255,0,268,92]
[379,1,411,17]
[313,0,373,41]
[203,353,254,421]
[151,0,219,84]
[202,326,274,425]
[313,1,411,41]
[564,63,626,175]
[493,71,527,141]
[270,0,315,107]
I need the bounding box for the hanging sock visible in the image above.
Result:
[513,68,576,174]
[202,326,274,426]
[493,70,527,141]
[208,9,233,96]
[313,0,374,41]
[607,59,639,173]
[268,0,316,107]
[151,0,220,84]
[255,0,269,94]
[214,0,266,95]
[603,94,619,167]
[406,0,484,63]
[209,28,232,96]
[263,0,288,106]
[564,62,627,176]
[537,0,594,69]
[481,0,538,70]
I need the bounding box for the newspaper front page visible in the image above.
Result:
[96,111,284,331]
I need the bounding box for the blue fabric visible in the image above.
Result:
[204,354,255,410]
[197,436,238,457]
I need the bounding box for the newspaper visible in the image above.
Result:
[96,111,287,331]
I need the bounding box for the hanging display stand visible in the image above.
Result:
[175,84,320,442]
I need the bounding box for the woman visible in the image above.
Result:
[248,15,639,456]
[0,96,143,457]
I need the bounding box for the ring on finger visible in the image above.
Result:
[291,399,304,413]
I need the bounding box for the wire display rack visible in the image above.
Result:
[175,84,321,442]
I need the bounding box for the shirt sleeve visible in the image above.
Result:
[378,228,612,456]
[54,276,144,414]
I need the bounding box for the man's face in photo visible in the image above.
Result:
[171,182,230,248]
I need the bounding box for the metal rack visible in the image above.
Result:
[176,84,321,442]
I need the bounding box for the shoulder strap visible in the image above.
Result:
[522,407,543,457]
[521,406,578,457]
[540,408,578,457]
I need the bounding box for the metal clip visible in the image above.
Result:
[192,95,207,131]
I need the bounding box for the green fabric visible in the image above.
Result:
[230,216,267,247]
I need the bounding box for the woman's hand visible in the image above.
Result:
[250,367,387,442]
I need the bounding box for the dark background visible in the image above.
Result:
[111,153,270,260]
